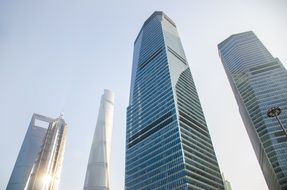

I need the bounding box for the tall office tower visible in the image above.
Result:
[6,113,67,190]
[84,90,115,190]
[25,114,67,190]
[7,114,51,190]
[218,31,287,190]
[125,11,224,189]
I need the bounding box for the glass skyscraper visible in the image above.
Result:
[84,90,115,190]
[7,113,67,190]
[125,11,224,189]
[218,31,287,190]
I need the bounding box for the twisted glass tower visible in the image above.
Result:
[218,31,287,190]
[125,11,224,189]
[84,90,115,190]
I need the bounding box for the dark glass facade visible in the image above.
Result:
[125,11,224,190]
[218,31,287,190]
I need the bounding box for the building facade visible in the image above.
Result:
[6,114,67,190]
[218,31,287,190]
[84,90,115,190]
[125,11,224,189]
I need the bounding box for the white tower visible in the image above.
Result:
[84,89,115,190]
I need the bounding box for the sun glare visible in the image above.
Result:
[43,175,52,186]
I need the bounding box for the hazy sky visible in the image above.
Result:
[1,0,287,190]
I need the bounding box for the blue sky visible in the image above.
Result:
[1,0,287,189]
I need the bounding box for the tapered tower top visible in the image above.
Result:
[103,89,115,104]
[218,31,254,49]
[143,11,176,28]
[134,11,176,44]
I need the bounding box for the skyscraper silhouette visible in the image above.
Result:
[7,113,67,190]
[84,90,115,190]
[218,31,287,190]
[125,11,224,189]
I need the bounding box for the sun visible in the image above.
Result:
[42,175,52,186]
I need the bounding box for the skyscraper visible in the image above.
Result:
[7,113,67,190]
[218,31,287,190]
[125,11,224,189]
[84,90,115,190]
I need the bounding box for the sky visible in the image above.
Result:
[0,0,287,189]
